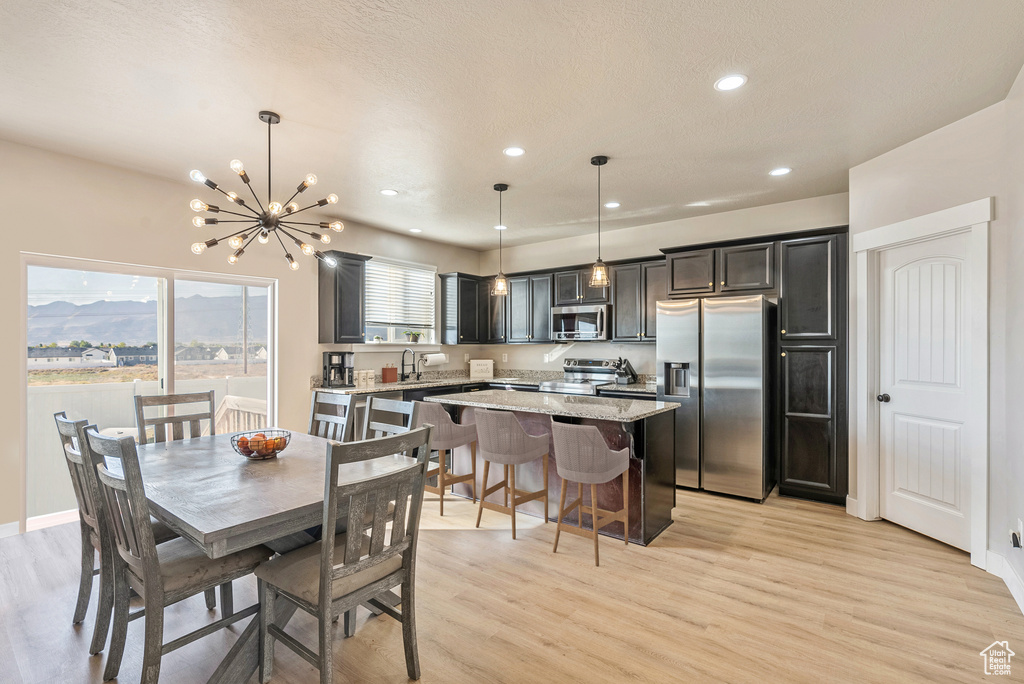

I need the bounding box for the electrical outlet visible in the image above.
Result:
[501,353,508,363]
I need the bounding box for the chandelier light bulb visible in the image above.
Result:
[301,243,315,256]
[189,169,206,183]
[227,191,239,203]
[191,242,206,255]
[320,234,331,244]
[268,201,283,215]
[192,217,206,227]
[190,199,207,212]
[286,202,299,213]
[228,236,244,249]
[329,221,344,232]
[289,259,300,271]
[258,231,270,244]
[227,254,238,265]
[326,193,338,204]
[304,173,317,186]
[230,159,245,175]
[324,256,338,267]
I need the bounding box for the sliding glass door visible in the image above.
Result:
[24,260,275,526]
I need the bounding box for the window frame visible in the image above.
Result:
[362,254,437,344]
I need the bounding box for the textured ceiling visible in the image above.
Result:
[2,1,1023,249]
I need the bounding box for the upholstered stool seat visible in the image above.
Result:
[550,422,630,566]
[414,401,478,515]
[473,409,549,539]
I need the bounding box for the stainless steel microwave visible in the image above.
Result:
[551,304,610,341]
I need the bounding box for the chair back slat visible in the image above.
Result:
[88,428,160,580]
[54,413,103,536]
[362,396,419,440]
[308,391,356,443]
[135,391,215,445]
[319,426,431,598]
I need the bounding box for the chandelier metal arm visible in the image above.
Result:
[277,222,319,238]
[213,207,260,219]
[276,225,305,244]
[211,186,262,217]
[210,224,261,242]
[244,178,267,214]
[282,202,324,217]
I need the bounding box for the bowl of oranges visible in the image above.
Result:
[231,430,290,460]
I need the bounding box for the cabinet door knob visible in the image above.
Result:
[708,282,713,287]
[781,329,786,334]
[781,352,786,357]
[721,281,725,286]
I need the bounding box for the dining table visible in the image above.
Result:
[132,429,416,684]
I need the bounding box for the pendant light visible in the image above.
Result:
[589,155,610,288]
[491,183,510,297]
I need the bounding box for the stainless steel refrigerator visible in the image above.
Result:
[656,295,776,500]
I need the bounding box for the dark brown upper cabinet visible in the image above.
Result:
[779,235,840,340]
[611,260,665,342]
[554,269,608,305]
[507,274,552,342]
[439,273,484,344]
[667,249,716,296]
[718,242,775,292]
[482,278,507,344]
[318,251,371,344]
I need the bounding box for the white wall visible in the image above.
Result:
[848,64,1024,577]
[480,193,850,274]
[0,139,480,527]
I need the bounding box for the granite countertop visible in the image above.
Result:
[425,389,678,421]
[597,382,658,395]
[321,376,527,395]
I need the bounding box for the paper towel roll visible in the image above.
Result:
[420,353,449,367]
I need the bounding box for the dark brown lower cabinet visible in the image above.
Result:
[779,344,847,504]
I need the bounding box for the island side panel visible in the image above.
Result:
[641,410,676,544]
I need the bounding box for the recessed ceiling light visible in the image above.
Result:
[687,201,711,207]
[409,228,422,233]
[714,74,747,91]
[380,189,399,196]
[769,167,791,176]
[494,225,507,231]
[503,147,525,157]
[603,202,620,209]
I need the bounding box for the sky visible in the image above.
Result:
[27,266,260,306]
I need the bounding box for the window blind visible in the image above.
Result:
[364,257,436,329]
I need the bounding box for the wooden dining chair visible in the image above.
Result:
[134,391,216,445]
[87,428,272,684]
[256,426,433,684]
[54,412,180,656]
[362,396,419,439]
[308,391,357,443]
[134,390,225,613]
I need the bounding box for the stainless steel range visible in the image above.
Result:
[538,357,638,395]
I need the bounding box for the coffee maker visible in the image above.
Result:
[322,351,355,388]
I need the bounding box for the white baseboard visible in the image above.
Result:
[25,509,79,532]
[0,521,19,539]
[846,496,858,517]
[987,551,1024,616]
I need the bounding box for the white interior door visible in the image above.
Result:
[878,231,971,550]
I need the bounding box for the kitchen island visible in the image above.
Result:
[426,390,678,545]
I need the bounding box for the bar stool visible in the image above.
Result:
[474,409,549,539]
[414,401,478,515]
[550,422,630,566]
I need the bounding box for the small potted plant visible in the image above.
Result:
[372,335,384,343]
[404,331,421,343]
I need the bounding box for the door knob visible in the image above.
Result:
[877,393,891,403]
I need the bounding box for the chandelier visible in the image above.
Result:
[188,110,342,270]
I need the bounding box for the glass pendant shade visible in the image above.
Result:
[492,273,509,296]
[589,258,610,288]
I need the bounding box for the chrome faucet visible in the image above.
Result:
[401,348,416,381]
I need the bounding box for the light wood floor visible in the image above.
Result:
[2,489,1022,683]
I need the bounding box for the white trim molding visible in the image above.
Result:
[987,551,1024,616]
[0,521,19,539]
[851,198,991,570]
